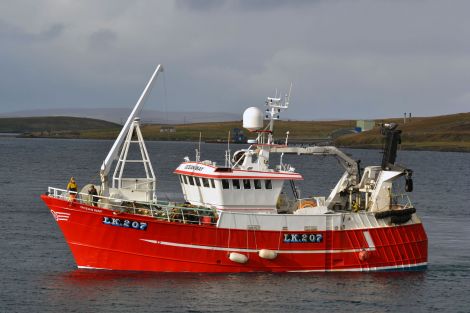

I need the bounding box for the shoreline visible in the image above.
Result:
[8,133,469,153]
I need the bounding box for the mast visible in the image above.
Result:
[100,64,164,194]
[264,84,291,144]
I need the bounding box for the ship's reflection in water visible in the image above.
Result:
[41,269,427,312]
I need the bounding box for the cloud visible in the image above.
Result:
[234,0,321,11]
[176,0,319,11]
[0,20,65,43]
[175,0,227,11]
[88,29,118,50]
[0,0,469,119]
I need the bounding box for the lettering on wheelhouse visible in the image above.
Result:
[184,165,204,171]
[103,217,148,231]
[283,233,323,243]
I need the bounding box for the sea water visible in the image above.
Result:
[0,138,469,312]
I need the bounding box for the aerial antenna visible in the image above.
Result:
[227,130,230,154]
[286,82,293,106]
[261,84,292,144]
[196,132,202,162]
[162,71,169,124]
[225,130,231,167]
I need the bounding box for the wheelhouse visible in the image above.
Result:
[174,161,302,213]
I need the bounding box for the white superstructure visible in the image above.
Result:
[175,90,414,218]
[175,90,305,213]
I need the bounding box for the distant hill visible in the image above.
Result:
[0,108,240,124]
[77,119,355,142]
[334,112,470,152]
[0,116,120,133]
[2,113,469,152]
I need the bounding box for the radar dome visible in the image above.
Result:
[243,107,263,131]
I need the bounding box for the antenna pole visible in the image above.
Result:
[199,132,202,161]
[196,132,202,162]
[287,82,293,105]
[226,130,231,167]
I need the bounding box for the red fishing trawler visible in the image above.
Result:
[41,65,428,272]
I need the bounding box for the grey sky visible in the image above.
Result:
[0,0,469,119]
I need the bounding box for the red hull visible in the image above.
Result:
[42,195,428,272]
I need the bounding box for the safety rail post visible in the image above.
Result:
[165,207,170,222]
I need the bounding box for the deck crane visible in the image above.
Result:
[99,65,164,201]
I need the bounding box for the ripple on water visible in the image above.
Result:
[0,138,469,312]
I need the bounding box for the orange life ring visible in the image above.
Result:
[299,200,317,209]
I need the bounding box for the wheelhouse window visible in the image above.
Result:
[243,179,251,189]
[182,175,188,184]
[222,179,230,189]
[188,176,195,185]
[254,179,261,189]
[210,179,215,188]
[232,179,240,189]
[265,179,272,189]
[179,175,183,183]
[202,178,210,188]
[195,177,201,186]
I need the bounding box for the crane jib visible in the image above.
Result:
[100,65,164,179]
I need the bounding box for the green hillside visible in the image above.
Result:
[78,119,355,141]
[0,116,120,134]
[334,112,470,152]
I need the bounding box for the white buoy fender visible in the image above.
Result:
[258,249,277,260]
[228,252,248,264]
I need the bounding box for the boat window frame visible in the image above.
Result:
[182,175,188,184]
[243,179,251,189]
[265,179,272,189]
[222,179,230,189]
[195,176,201,187]
[188,176,195,186]
[232,179,241,189]
[202,177,210,188]
[254,179,262,189]
[210,179,215,188]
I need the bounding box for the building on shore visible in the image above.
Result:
[355,120,375,132]
[160,126,176,133]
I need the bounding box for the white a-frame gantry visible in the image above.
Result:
[111,117,156,202]
[100,64,163,202]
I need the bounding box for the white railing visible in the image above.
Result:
[46,186,217,225]
[369,192,414,212]
[391,193,413,209]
